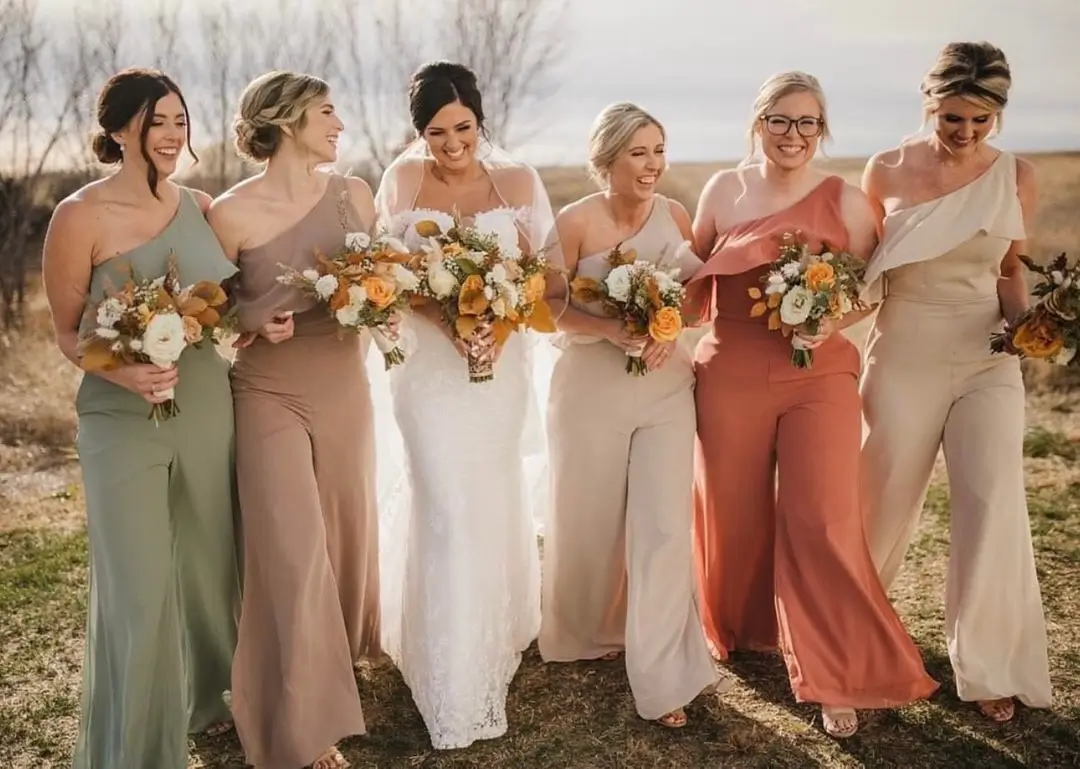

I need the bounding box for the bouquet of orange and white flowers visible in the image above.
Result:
[751,231,867,369]
[570,242,689,375]
[78,255,235,423]
[277,231,420,369]
[408,209,556,383]
[990,253,1080,366]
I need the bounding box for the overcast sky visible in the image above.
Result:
[33,0,1080,165]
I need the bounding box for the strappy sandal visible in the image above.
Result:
[204,721,233,737]
[821,706,858,739]
[311,746,349,769]
[655,708,688,728]
[977,698,1016,723]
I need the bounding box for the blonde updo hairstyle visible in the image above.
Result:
[588,102,666,188]
[739,71,831,168]
[919,41,1011,133]
[234,70,329,162]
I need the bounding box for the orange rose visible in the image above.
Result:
[361,275,397,310]
[1012,314,1065,359]
[182,315,203,344]
[804,261,835,292]
[649,306,683,342]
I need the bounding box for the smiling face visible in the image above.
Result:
[421,100,479,172]
[606,123,666,202]
[112,90,187,177]
[931,95,998,158]
[290,92,343,164]
[757,90,824,171]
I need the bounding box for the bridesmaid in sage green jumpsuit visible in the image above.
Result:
[42,69,240,769]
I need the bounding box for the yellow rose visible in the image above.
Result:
[523,273,546,303]
[458,274,490,316]
[1012,313,1065,359]
[804,261,836,292]
[649,306,683,342]
[361,275,397,310]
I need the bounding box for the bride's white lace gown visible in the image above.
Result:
[369,158,557,749]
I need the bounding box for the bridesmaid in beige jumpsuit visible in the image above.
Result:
[539,103,721,728]
[209,72,383,769]
[860,42,1051,723]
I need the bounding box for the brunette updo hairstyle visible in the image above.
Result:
[407,61,486,135]
[92,68,195,198]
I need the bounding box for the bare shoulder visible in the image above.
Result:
[1014,154,1036,191]
[555,192,602,232]
[343,174,374,202]
[839,180,876,219]
[699,167,744,199]
[178,185,213,213]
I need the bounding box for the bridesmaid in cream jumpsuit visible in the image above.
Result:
[539,103,721,728]
[860,41,1052,722]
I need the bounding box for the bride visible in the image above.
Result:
[370,60,562,750]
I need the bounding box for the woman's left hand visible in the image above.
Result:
[643,338,676,371]
[794,316,838,350]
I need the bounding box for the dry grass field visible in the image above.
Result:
[1,152,1079,768]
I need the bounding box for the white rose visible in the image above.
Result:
[765,273,788,296]
[654,270,679,293]
[605,265,632,303]
[392,263,420,292]
[345,231,371,251]
[314,274,338,301]
[302,269,320,281]
[489,263,508,284]
[347,284,368,305]
[142,312,187,368]
[427,262,459,299]
[781,262,801,280]
[473,209,522,260]
[491,296,508,317]
[335,304,360,327]
[483,285,495,300]
[95,326,120,340]
[779,286,814,326]
[820,251,835,262]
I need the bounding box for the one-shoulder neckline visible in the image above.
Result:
[885,150,1007,218]
[93,188,190,269]
[578,197,662,265]
[721,175,839,238]
[242,175,337,254]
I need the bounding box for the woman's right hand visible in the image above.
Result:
[602,318,648,354]
[260,312,295,344]
[107,364,179,405]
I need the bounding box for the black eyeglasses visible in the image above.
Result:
[761,114,825,138]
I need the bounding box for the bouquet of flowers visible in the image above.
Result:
[78,255,235,423]
[990,252,1080,366]
[751,231,867,369]
[408,209,556,383]
[570,242,689,375]
[277,231,420,369]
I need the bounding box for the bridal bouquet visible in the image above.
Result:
[408,208,556,383]
[570,242,689,375]
[78,255,235,423]
[277,231,420,369]
[990,252,1080,366]
[752,231,867,369]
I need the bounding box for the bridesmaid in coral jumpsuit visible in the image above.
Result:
[688,71,937,738]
